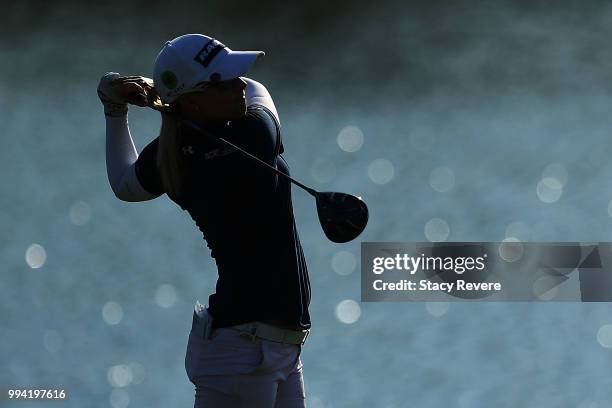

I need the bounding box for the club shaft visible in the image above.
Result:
[184,120,318,197]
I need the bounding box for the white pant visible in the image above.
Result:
[185,316,306,407]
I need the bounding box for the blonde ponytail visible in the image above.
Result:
[156,112,185,201]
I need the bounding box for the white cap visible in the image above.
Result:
[153,34,264,103]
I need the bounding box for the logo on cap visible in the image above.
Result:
[161,70,178,90]
[194,39,226,68]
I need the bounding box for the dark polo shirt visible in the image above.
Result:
[134,105,311,330]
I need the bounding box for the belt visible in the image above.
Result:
[229,321,310,346]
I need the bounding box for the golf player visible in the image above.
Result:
[98,33,311,407]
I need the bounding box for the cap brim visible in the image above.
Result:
[215,51,265,80]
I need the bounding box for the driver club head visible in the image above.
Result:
[315,192,369,243]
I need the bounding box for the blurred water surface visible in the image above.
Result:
[2,1,612,407]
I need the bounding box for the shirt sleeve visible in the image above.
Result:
[105,114,162,202]
[134,137,165,196]
[244,77,281,126]
[233,105,283,163]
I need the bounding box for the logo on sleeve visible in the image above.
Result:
[204,146,234,160]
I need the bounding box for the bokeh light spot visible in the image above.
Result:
[337,125,364,152]
[331,251,357,276]
[425,302,449,317]
[102,301,123,325]
[424,218,450,242]
[25,244,47,269]
[536,177,563,203]
[43,330,63,353]
[607,200,612,218]
[499,238,524,263]
[69,200,91,226]
[429,167,455,192]
[368,159,394,185]
[335,299,361,324]
[596,324,612,348]
[107,364,133,388]
[155,284,178,308]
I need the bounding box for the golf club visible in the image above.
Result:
[146,93,369,243]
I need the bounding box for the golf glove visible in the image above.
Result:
[97,72,129,117]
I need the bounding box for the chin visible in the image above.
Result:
[206,104,246,121]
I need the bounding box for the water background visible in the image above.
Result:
[2,1,612,407]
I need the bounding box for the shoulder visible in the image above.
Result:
[229,105,280,140]
[134,136,164,196]
[243,77,280,125]
[137,137,160,161]
[223,105,283,158]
